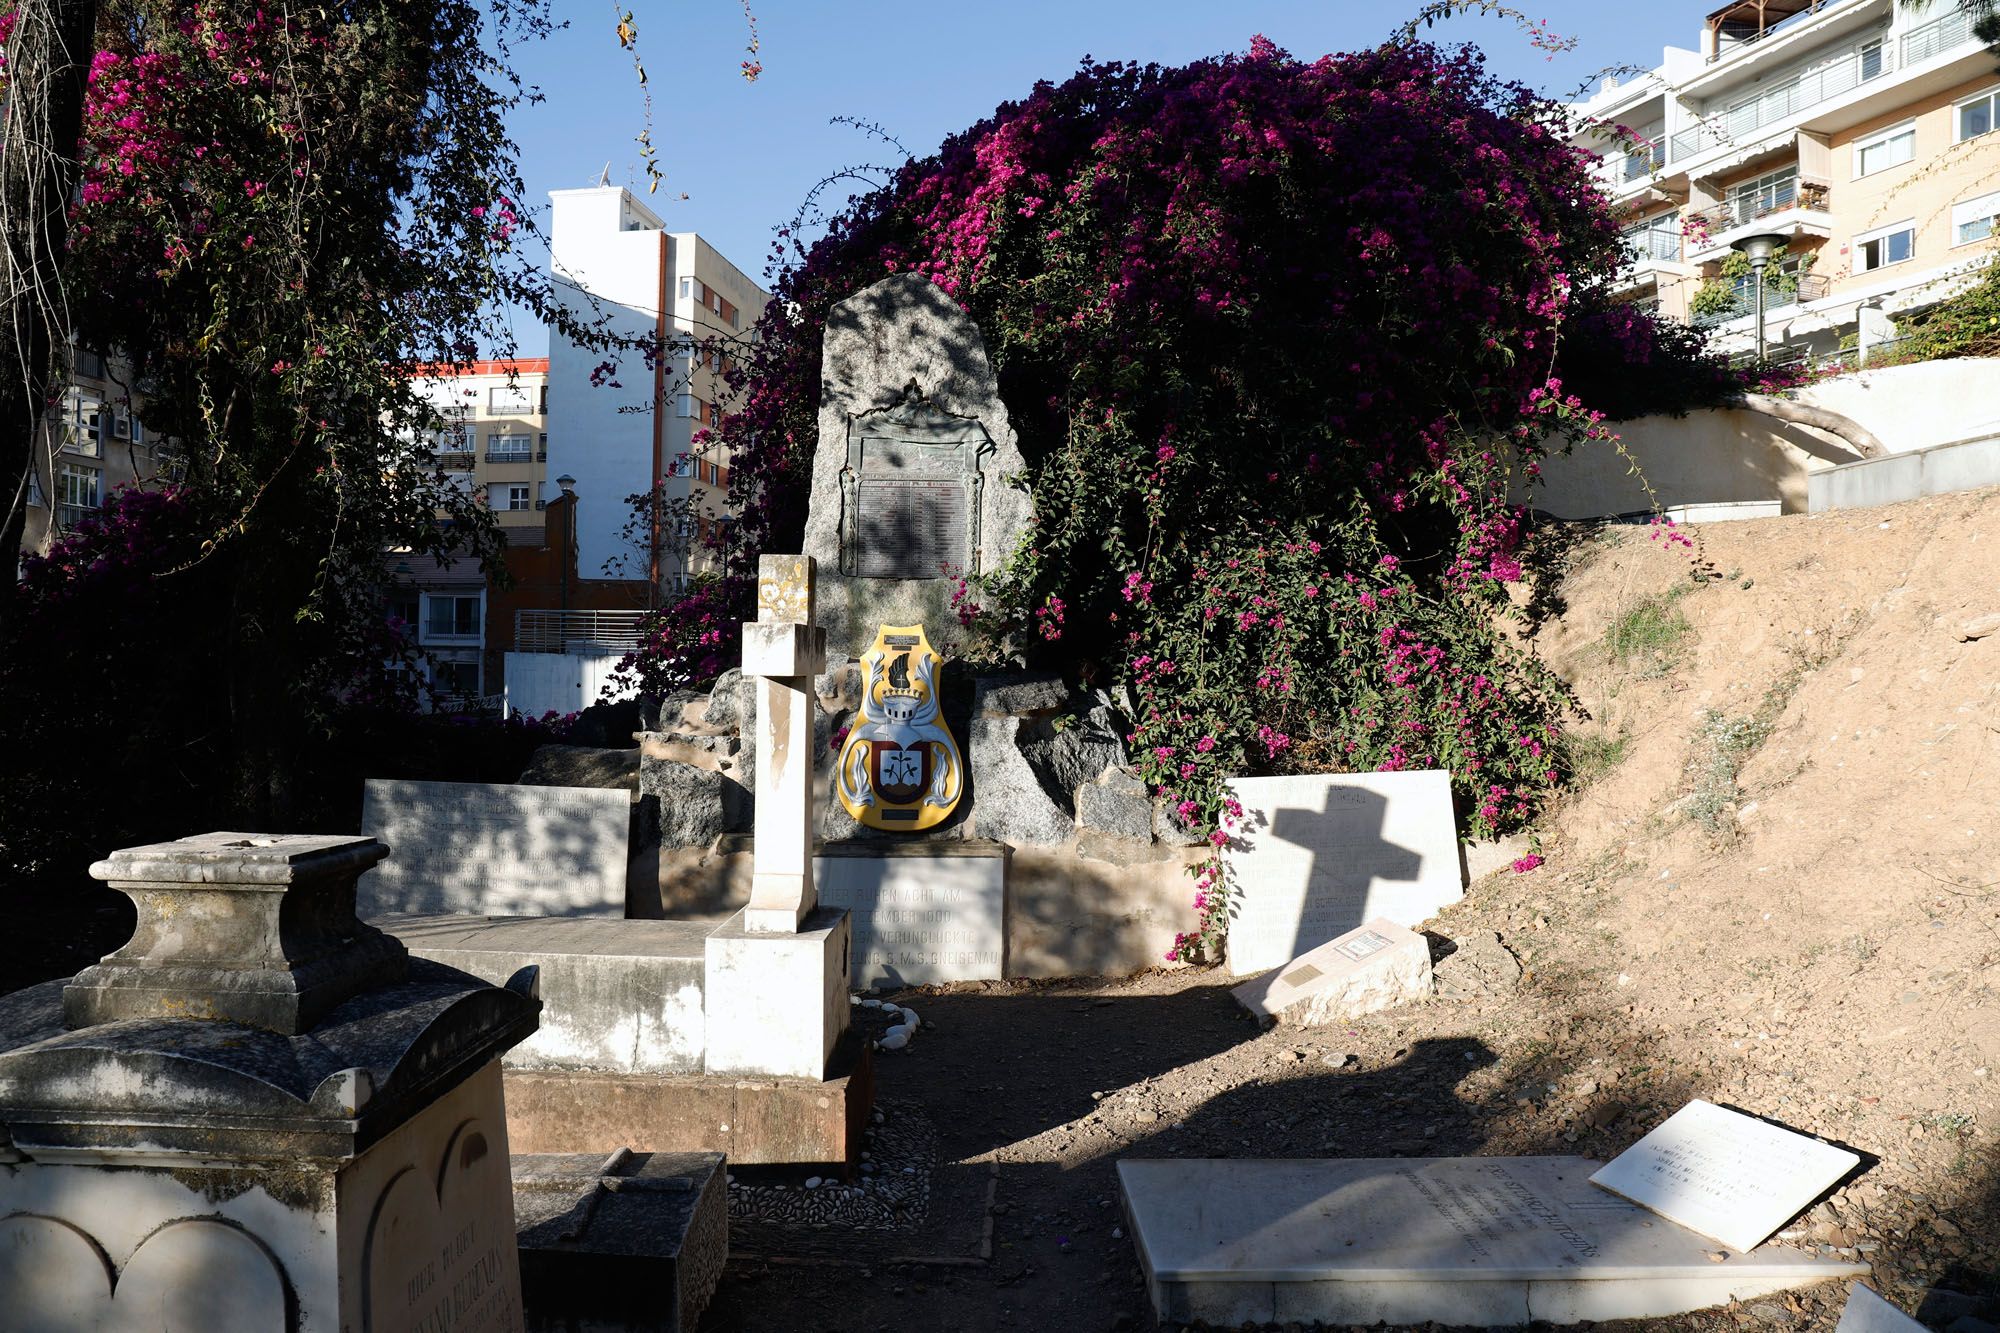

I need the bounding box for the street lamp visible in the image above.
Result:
[1732,232,1788,368]
[555,475,576,654]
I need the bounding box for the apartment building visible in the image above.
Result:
[409,357,552,541]
[1576,0,2000,361]
[544,185,771,591]
[17,349,167,558]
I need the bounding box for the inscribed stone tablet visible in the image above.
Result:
[1230,918,1432,1025]
[1223,771,1462,976]
[362,779,630,917]
[814,844,1005,986]
[365,1113,524,1333]
[1118,1156,1864,1329]
[1835,1283,1927,1333]
[1589,1100,1860,1254]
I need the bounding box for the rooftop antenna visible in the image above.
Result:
[596,162,611,187]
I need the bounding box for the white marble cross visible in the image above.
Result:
[739,555,827,932]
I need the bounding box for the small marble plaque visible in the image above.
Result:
[815,844,1004,986]
[1231,918,1432,1025]
[1590,1100,1860,1253]
[361,779,630,917]
[1224,771,1462,975]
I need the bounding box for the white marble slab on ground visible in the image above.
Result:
[1117,1156,1865,1329]
[1589,1100,1860,1254]
[1230,918,1432,1025]
[361,779,630,917]
[1835,1282,1928,1332]
[1224,771,1462,976]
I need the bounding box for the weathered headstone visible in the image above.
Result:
[1231,918,1432,1025]
[1118,1156,1866,1329]
[1223,771,1462,975]
[361,779,631,916]
[740,555,828,932]
[1835,1283,1929,1332]
[801,273,1034,655]
[1589,1100,1861,1253]
[0,833,542,1333]
[815,841,1006,986]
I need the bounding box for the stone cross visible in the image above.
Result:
[740,555,827,932]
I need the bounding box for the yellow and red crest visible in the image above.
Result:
[835,624,964,831]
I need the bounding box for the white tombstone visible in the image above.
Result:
[1230,918,1432,1025]
[814,841,1006,986]
[1118,1155,1866,1329]
[1589,1100,1861,1253]
[361,779,631,916]
[1224,771,1462,975]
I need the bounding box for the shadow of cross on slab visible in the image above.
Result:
[1225,772,1462,977]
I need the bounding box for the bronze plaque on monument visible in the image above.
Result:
[840,387,993,580]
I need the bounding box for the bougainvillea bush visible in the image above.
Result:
[646,37,1728,958]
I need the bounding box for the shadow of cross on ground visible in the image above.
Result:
[1229,783,1427,969]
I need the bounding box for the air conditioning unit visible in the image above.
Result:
[112,415,130,440]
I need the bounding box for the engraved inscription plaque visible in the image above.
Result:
[840,385,993,580]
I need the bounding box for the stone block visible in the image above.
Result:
[515,1150,727,1333]
[637,758,728,851]
[1224,770,1463,975]
[968,715,1074,847]
[520,745,640,789]
[385,915,711,1076]
[1022,699,1129,800]
[1119,1157,1866,1330]
[741,620,826,678]
[702,668,754,732]
[501,1030,874,1172]
[702,908,850,1080]
[973,672,1070,718]
[816,840,1007,986]
[635,731,737,773]
[1077,776,1155,840]
[1231,919,1432,1026]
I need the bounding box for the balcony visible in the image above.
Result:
[485,449,533,464]
[1692,272,1832,327]
[1903,2,1980,66]
[1600,136,1667,189]
[514,609,650,655]
[1683,178,1834,260]
[1671,32,1892,163]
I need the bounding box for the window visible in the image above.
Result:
[425,594,481,638]
[504,484,532,511]
[1959,87,1999,143]
[666,452,693,477]
[1854,220,1915,271]
[57,463,100,527]
[74,349,107,379]
[1953,190,2000,246]
[487,383,535,414]
[443,470,476,497]
[1855,121,1916,177]
[676,394,698,419]
[431,655,481,697]
[487,432,532,461]
[26,472,45,509]
[130,417,144,447]
[386,590,420,635]
[537,431,548,460]
[1728,167,1797,225]
[1859,38,1885,82]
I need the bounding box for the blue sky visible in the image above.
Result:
[498,1,1702,354]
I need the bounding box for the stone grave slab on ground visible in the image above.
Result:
[362,778,631,916]
[1118,1156,1866,1329]
[514,1149,727,1333]
[815,839,1006,986]
[1231,917,1432,1025]
[1224,770,1463,975]
[1835,1282,1929,1332]
[1589,1099,1862,1253]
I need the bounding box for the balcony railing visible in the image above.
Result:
[486,449,533,463]
[1671,35,1892,162]
[1625,229,1684,264]
[515,608,650,655]
[1604,136,1667,184]
[1691,271,1829,328]
[1903,2,1978,66]
[56,503,98,528]
[1683,178,1830,243]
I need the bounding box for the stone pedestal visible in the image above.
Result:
[703,907,851,1080]
[0,834,543,1333]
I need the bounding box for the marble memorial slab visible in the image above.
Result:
[1589,1100,1861,1254]
[1223,771,1462,975]
[362,779,630,917]
[1118,1156,1866,1329]
[1835,1283,1928,1332]
[1231,917,1432,1025]
[813,842,1005,986]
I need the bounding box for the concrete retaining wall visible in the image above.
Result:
[1808,432,2000,512]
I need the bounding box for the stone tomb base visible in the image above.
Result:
[503,1028,875,1172]
[515,1149,727,1333]
[1118,1157,1866,1329]
[815,838,1007,987]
